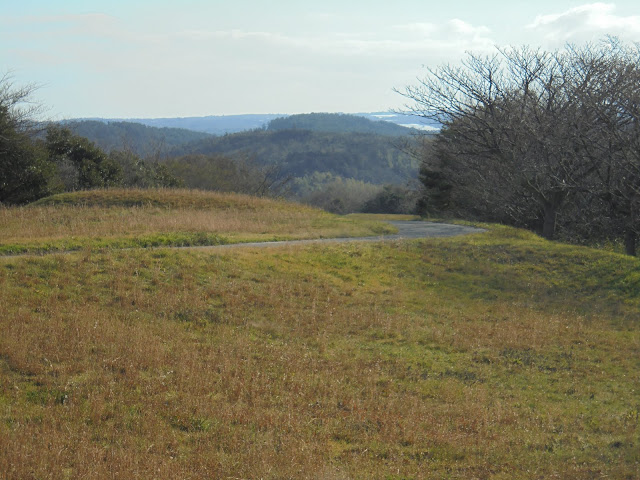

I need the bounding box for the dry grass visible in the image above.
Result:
[0,189,394,254]
[1,216,639,478]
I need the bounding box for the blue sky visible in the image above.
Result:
[2,1,640,119]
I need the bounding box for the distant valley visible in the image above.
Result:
[60,112,433,214]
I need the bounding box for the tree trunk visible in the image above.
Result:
[625,230,637,256]
[542,203,557,240]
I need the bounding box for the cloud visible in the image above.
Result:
[528,3,640,43]
[1,9,497,117]
[177,16,495,60]
[390,19,494,58]
[448,19,491,37]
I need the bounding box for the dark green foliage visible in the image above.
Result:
[46,125,123,190]
[362,184,419,214]
[108,150,182,188]
[267,113,415,136]
[0,78,56,204]
[0,119,55,204]
[56,114,422,210]
[416,160,453,216]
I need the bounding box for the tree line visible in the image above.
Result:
[0,74,183,204]
[402,38,640,256]
[56,115,423,211]
[166,127,419,185]
[0,75,297,204]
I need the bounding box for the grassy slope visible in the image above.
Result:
[0,194,639,479]
[0,189,394,255]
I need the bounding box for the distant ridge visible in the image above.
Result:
[67,112,440,136]
[59,120,212,155]
[59,113,434,188]
[267,113,417,136]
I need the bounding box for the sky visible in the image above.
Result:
[2,1,640,119]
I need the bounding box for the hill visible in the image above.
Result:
[168,129,419,185]
[68,114,285,135]
[64,112,440,137]
[1,189,392,255]
[58,115,421,187]
[123,113,284,135]
[60,120,213,156]
[266,112,416,136]
[0,196,638,478]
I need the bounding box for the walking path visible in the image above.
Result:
[192,221,485,251]
[1,221,485,260]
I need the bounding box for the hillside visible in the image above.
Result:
[61,120,212,156]
[0,189,393,255]
[66,112,439,136]
[58,115,422,189]
[0,193,638,478]
[169,129,419,185]
[113,114,284,135]
[267,112,416,136]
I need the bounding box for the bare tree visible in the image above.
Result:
[399,39,640,254]
[578,40,640,255]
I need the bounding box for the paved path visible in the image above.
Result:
[192,221,485,251]
[1,222,485,259]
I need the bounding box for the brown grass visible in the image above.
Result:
[1,227,638,478]
[0,189,394,250]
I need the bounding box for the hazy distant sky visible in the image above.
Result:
[2,1,640,119]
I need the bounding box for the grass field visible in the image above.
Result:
[0,189,395,255]
[0,190,639,479]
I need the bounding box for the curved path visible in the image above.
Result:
[1,222,485,259]
[194,221,485,251]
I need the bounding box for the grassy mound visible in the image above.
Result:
[0,189,395,256]
[30,188,294,210]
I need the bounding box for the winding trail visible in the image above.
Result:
[1,222,485,260]
[191,221,485,251]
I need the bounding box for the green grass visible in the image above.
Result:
[0,190,638,479]
[0,189,395,256]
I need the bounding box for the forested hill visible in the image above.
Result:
[267,113,416,136]
[62,120,212,156]
[169,129,419,185]
[59,114,421,186]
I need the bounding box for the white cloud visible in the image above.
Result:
[528,3,640,43]
[390,19,495,58]
[448,18,491,37]
[176,15,495,60]
[0,8,498,117]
